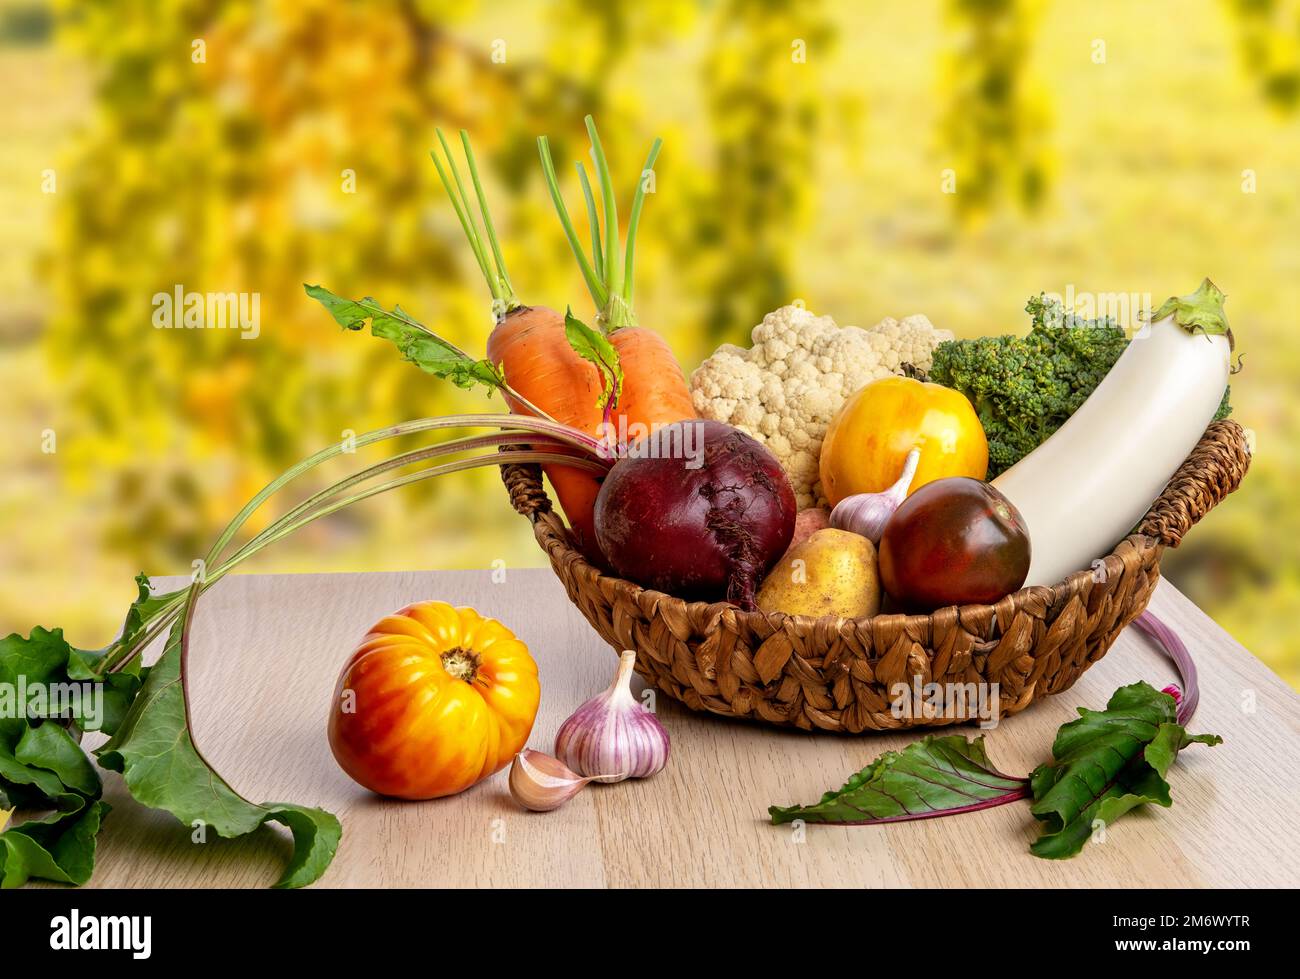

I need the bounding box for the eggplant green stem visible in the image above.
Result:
[1149,278,1234,350]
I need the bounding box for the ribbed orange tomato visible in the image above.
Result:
[328,602,540,800]
[819,376,988,506]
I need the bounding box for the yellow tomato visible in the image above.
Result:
[328,602,540,800]
[819,376,988,506]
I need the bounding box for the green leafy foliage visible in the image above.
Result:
[1,577,340,889]
[929,294,1232,476]
[65,574,175,738]
[770,681,1220,859]
[0,625,107,816]
[97,625,341,889]
[563,307,624,412]
[14,724,100,798]
[928,294,1128,475]
[1028,681,1221,859]
[0,621,114,887]
[306,285,505,394]
[769,734,1027,825]
[0,799,110,889]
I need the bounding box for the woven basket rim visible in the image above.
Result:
[529,517,1144,631]
[504,419,1251,633]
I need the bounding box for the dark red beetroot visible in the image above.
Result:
[593,420,796,609]
[879,476,1030,612]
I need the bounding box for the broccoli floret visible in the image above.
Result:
[931,294,1231,477]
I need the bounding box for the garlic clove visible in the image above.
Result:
[829,448,920,543]
[509,749,598,812]
[555,650,670,783]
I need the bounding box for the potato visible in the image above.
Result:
[756,528,881,619]
[789,507,831,550]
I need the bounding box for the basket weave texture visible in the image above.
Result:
[501,420,1251,733]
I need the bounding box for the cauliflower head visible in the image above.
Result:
[690,304,952,508]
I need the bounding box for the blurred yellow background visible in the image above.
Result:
[1,0,1296,685]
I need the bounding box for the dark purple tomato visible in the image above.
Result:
[879,477,1030,611]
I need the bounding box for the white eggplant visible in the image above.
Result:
[992,279,1234,587]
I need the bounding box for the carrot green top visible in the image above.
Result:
[429,129,521,319]
[538,115,662,332]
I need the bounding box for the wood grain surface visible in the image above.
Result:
[61,569,1300,888]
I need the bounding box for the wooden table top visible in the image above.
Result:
[74,568,1300,888]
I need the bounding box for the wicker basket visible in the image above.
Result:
[501,420,1251,733]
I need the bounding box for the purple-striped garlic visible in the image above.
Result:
[509,750,597,812]
[554,650,670,783]
[829,447,920,543]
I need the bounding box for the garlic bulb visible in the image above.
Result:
[829,448,920,543]
[555,650,670,783]
[509,750,596,812]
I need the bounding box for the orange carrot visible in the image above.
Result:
[437,118,697,559]
[485,305,605,557]
[609,328,696,437]
[320,124,694,562]
[429,131,616,559]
